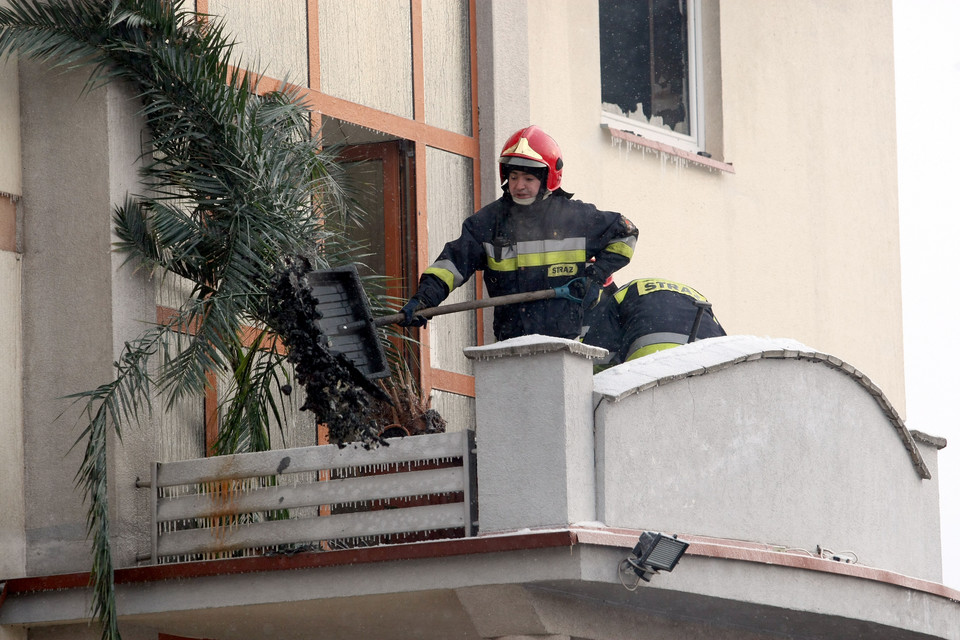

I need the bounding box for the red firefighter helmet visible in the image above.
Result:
[498,125,564,192]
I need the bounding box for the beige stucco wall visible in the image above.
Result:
[317,0,414,118]
[208,0,309,87]
[519,0,905,415]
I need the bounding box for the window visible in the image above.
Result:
[600,0,704,152]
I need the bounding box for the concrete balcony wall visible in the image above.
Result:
[467,335,944,582]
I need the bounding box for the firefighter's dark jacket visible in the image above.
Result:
[414,191,638,340]
[583,278,726,364]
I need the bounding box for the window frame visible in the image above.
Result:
[600,0,706,154]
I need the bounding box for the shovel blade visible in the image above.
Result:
[305,266,390,380]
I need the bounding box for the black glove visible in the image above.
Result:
[574,263,607,309]
[583,262,605,285]
[567,276,601,307]
[582,280,604,310]
[399,296,428,327]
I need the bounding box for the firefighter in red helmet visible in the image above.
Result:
[400,125,638,341]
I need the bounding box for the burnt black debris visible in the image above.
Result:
[266,257,391,448]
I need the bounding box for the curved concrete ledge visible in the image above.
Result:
[593,335,930,479]
[570,525,960,602]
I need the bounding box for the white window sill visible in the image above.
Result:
[603,125,734,174]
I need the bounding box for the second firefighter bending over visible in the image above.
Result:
[399,125,638,340]
[582,278,727,366]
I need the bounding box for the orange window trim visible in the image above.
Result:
[337,142,404,300]
[430,370,475,398]
[468,0,484,348]
[307,0,321,90]
[204,370,218,455]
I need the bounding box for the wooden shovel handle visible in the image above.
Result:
[374,288,558,327]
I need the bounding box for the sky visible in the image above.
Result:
[892,0,960,589]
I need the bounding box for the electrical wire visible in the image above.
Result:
[618,558,642,591]
[775,547,817,557]
[817,546,859,564]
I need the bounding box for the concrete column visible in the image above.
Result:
[464,336,607,533]
[20,62,155,575]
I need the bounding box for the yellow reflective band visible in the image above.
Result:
[486,250,587,272]
[423,266,456,291]
[486,256,517,272]
[603,241,635,260]
[502,136,544,161]
[626,342,681,361]
[615,278,707,303]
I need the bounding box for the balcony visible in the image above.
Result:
[1,335,957,640]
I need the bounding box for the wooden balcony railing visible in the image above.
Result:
[142,431,477,564]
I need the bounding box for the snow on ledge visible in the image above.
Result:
[592,335,931,480]
[593,335,812,400]
[463,334,608,361]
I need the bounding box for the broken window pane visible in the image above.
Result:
[600,0,691,136]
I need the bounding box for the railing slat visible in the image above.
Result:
[156,432,466,487]
[157,466,464,522]
[461,430,476,535]
[151,432,476,562]
[156,503,465,557]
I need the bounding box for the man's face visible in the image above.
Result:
[507,169,542,201]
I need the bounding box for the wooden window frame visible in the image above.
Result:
[599,0,706,153]
[192,0,482,403]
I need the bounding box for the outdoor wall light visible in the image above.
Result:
[624,532,690,583]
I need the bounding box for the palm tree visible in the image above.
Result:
[0,1,391,638]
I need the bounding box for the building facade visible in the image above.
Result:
[1,1,947,639]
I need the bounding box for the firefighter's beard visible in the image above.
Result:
[511,190,550,206]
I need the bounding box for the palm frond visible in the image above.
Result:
[2,2,390,638]
[213,333,291,454]
[64,322,167,640]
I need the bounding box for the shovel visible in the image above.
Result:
[306,266,585,380]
